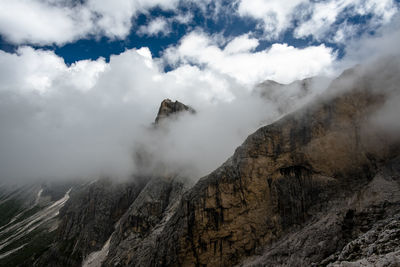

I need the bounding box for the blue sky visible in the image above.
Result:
[0,0,400,181]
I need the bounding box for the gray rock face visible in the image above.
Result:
[103,177,187,266]
[328,216,400,267]
[241,156,400,266]
[33,179,146,267]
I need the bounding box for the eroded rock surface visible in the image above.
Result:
[241,156,400,266]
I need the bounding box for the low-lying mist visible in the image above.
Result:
[0,47,332,183]
[133,76,333,180]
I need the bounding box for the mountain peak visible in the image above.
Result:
[154,99,195,124]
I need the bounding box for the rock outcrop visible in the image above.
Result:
[241,155,400,266]
[154,99,195,124]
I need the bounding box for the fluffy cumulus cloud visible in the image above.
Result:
[0,47,107,93]
[0,0,93,45]
[164,31,335,85]
[0,0,180,45]
[223,34,259,54]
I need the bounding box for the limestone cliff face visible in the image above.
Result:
[241,155,400,266]
[149,65,400,266]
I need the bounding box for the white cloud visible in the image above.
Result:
[137,11,198,37]
[64,59,109,92]
[236,0,398,41]
[138,17,170,36]
[0,44,249,181]
[294,0,398,41]
[0,0,180,45]
[332,22,360,43]
[173,12,194,24]
[182,0,227,20]
[87,0,180,38]
[354,0,398,23]
[0,0,398,46]
[0,33,336,182]
[164,31,335,85]
[0,47,107,93]
[224,34,259,54]
[0,0,94,45]
[336,13,400,69]
[237,0,307,39]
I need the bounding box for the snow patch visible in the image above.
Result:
[34,188,43,206]
[0,188,71,252]
[0,243,26,260]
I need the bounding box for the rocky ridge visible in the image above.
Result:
[148,61,400,266]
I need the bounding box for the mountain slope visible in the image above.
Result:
[10,58,400,266]
[28,99,196,267]
[0,183,73,266]
[148,61,400,266]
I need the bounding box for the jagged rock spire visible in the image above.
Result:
[154,99,195,124]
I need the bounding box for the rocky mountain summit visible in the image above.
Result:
[154,99,195,124]
[1,59,399,267]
